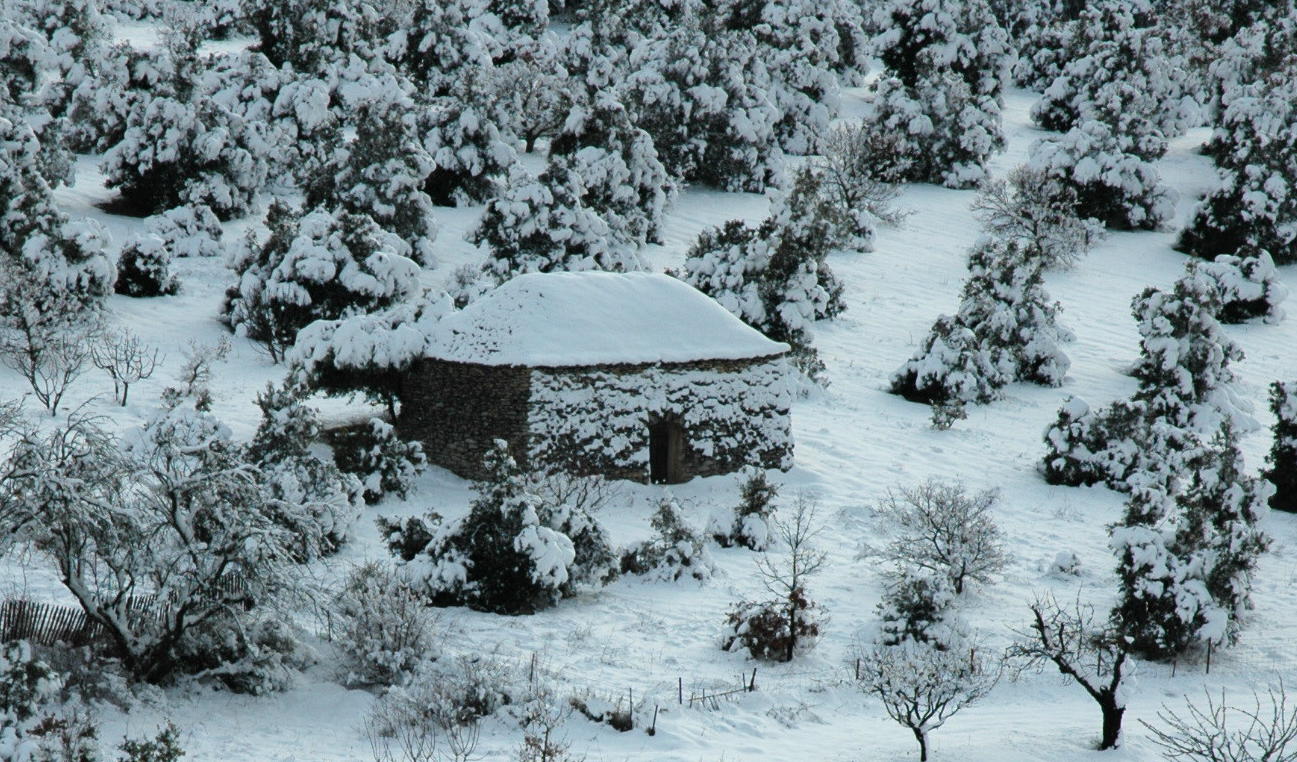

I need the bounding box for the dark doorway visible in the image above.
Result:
[649,420,685,484]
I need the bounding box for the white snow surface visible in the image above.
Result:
[428,270,789,366]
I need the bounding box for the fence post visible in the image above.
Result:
[1206,641,1212,675]
[650,705,659,736]
[678,677,683,705]
[748,668,757,692]
[855,658,860,681]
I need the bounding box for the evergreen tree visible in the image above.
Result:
[549,93,675,246]
[116,234,180,297]
[305,71,438,265]
[1027,120,1176,231]
[1265,381,1297,512]
[860,71,1004,189]
[1031,2,1195,159]
[245,0,391,74]
[469,163,642,286]
[869,0,1011,100]
[224,204,423,361]
[420,80,518,207]
[385,0,495,96]
[1176,70,1297,263]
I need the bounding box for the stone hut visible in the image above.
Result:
[399,271,794,483]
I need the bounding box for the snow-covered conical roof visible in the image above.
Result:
[428,271,788,367]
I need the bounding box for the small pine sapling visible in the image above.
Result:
[328,418,427,504]
[621,494,714,582]
[115,236,180,297]
[712,468,780,550]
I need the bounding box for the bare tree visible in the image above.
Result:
[1142,682,1297,762]
[819,123,910,227]
[971,166,1103,270]
[365,696,439,762]
[0,300,101,416]
[91,328,163,406]
[1007,594,1132,751]
[874,480,1010,594]
[856,638,998,761]
[755,496,829,662]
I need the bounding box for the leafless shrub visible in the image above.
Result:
[90,328,163,406]
[873,480,1009,594]
[971,165,1103,270]
[820,123,910,228]
[1142,681,1297,762]
[0,306,101,416]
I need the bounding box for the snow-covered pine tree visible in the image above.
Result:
[620,492,715,582]
[1031,2,1195,160]
[1042,269,1254,492]
[305,70,437,265]
[875,569,960,649]
[245,0,391,74]
[469,163,642,286]
[381,441,579,614]
[0,114,113,317]
[494,32,576,153]
[329,417,426,504]
[1005,0,1089,90]
[420,79,518,208]
[1265,381,1297,512]
[224,204,423,361]
[386,0,495,97]
[147,202,224,258]
[548,93,675,246]
[100,75,272,219]
[622,17,783,192]
[1027,120,1176,231]
[486,0,548,37]
[63,38,172,153]
[19,0,112,116]
[1176,70,1297,264]
[869,0,1011,100]
[860,71,1004,189]
[890,237,1071,422]
[247,384,365,557]
[0,640,62,762]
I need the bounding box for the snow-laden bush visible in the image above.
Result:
[1191,250,1288,324]
[1031,3,1196,159]
[891,238,1072,422]
[0,640,61,762]
[875,569,960,649]
[247,384,365,556]
[971,165,1104,269]
[869,0,1011,100]
[224,204,423,361]
[1111,434,1270,660]
[305,71,438,265]
[1203,16,1297,168]
[380,442,583,614]
[1027,120,1176,231]
[1007,0,1087,90]
[492,32,574,153]
[115,234,180,297]
[1266,382,1297,513]
[144,202,223,258]
[526,471,620,592]
[711,469,779,551]
[721,592,824,663]
[100,90,270,220]
[1,115,114,316]
[1177,73,1297,264]
[682,167,846,383]
[470,163,643,287]
[328,417,426,505]
[385,0,496,96]
[623,22,783,192]
[332,561,439,687]
[549,93,675,247]
[860,71,1004,189]
[421,86,518,207]
[621,494,715,583]
[245,0,390,74]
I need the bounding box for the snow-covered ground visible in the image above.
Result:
[5,55,1297,762]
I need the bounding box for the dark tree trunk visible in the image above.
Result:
[1098,698,1124,750]
[913,728,928,761]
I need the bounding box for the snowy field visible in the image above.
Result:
[4,28,1297,762]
